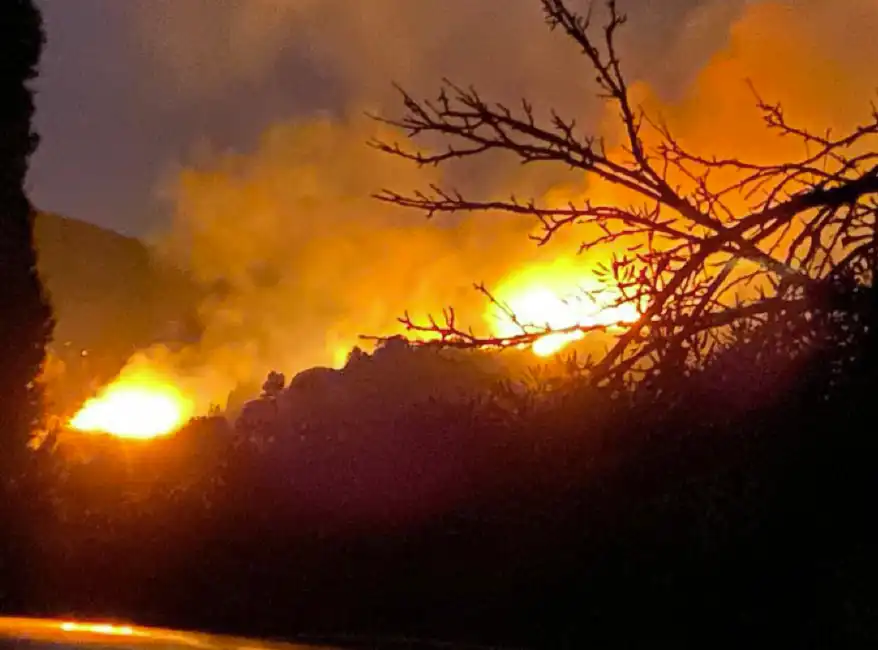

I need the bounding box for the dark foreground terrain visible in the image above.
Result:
[3,290,877,649]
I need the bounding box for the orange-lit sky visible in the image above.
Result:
[30,0,878,411]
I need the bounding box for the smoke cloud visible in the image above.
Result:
[149,114,575,409]
[124,0,877,410]
[641,0,878,160]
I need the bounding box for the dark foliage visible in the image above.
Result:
[0,0,53,465]
[0,0,53,616]
[7,306,878,647]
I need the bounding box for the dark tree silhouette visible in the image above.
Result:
[0,0,54,472]
[372,0,878,385]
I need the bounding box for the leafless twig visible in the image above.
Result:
[368,0,878,384]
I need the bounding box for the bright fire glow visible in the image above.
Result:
[490,263,639,356]
[68,368,194,439]
[59,621,136,637]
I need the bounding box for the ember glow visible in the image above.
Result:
[68,368,194,439]
[59,621,136,637]
[491,264,639,357]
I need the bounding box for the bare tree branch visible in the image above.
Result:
[368,0,878,385]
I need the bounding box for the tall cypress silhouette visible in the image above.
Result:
[0,0,54,475]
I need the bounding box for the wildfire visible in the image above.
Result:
[59,622,136,637]
[68,368,194,439]
[62,263,634,437]
[490,263,639,356]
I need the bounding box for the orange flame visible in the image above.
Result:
[68,368,194,439]
[59,621,136,636]
[490,262,638,356]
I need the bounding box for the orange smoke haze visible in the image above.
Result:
[139,115,594,412]
[80,0,877,422]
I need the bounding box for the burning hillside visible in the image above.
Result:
[35,211,201,418]
[42,0,878,440]
[63,263,638,439]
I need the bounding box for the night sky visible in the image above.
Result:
[29,0,745,238]
[30,0,341,236]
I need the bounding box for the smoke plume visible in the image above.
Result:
[124,0,877,411]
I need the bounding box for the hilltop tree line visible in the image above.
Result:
[0,0,53,475]
[3,0,878,647]
[0,0,54,616]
